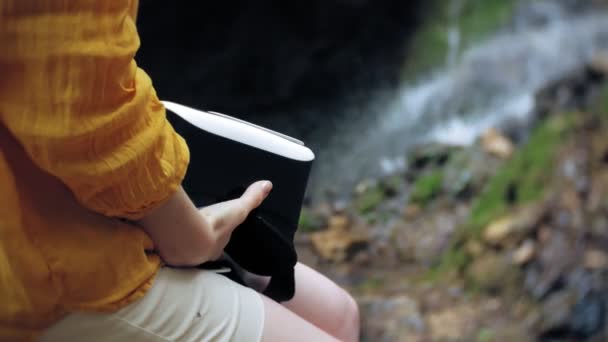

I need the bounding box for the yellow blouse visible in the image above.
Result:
[0,0,190,339]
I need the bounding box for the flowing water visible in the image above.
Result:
[283,0,608,201]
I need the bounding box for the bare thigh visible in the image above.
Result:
[283,263,360,341]
[258,263,359,342]
[260,295,338,342]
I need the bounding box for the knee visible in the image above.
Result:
[336,289,360,342]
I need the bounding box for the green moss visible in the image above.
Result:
[403,0,515,77]
[477,328,496,342]
[410,170,444,206]
[593,83,608,121]
[467,115,571,237]
[458,0,514,47]
[381,175,405,196]
[428,240,471,280]
[298,208,323,233]
[356,186,386,214]
[358,276,385,292]
[431,114,574,277]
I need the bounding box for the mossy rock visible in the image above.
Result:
[433,114,574,275]
[298,207,324,233]
[410,170,444,206]
[356,185,386,214]
[380,175,405,197]
[466,114,573,238]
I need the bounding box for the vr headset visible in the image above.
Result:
[163,101,314,302]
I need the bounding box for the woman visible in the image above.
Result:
[0,1,360,341]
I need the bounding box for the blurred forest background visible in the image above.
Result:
[136,1,608,340]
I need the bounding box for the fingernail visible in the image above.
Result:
[261,181,272,193]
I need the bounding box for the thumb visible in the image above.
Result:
[239,180,273,212]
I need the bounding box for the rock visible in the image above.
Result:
[441,146,500,200]
[539,290,578,334]
[526,230,575,299]
[466,240,485,258]
[539,291,607,339]
[310,215,369,262]
[483,217,514,245]
[298,207,325,233]
[590,50,608,77]
[568,292,606,339]
[403,204,422,219]
[591,216,608,240]
[380,175,404,197]
[355,184,386,214]
[359,295,425,341]
[354,178,375,195]
[512,239,536,265]
[480,128,514,159]
[491,328,534,342]
[393,211,462,264]
[407,143,459,171]
[584,249,608,270]
[428,304,477,341]
[468,252,521,293]
[483,204,545,247]
[327,214,350,231]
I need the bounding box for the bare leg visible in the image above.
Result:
[282,263,360,342]
[260,295,339,342]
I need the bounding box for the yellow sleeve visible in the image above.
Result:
[0,1,190,220]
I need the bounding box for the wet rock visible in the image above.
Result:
[480,128,515,159]
[483,204,545,247]
[468,252,521,293]
[584,249,608,270]
[512,239,536,265]
[359,295,425,342]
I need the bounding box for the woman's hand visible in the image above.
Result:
[137,181,272,267]
[197,181,272,261]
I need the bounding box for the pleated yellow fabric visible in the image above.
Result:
[0,0,190,339]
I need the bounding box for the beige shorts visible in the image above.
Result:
[41,267,265,342]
